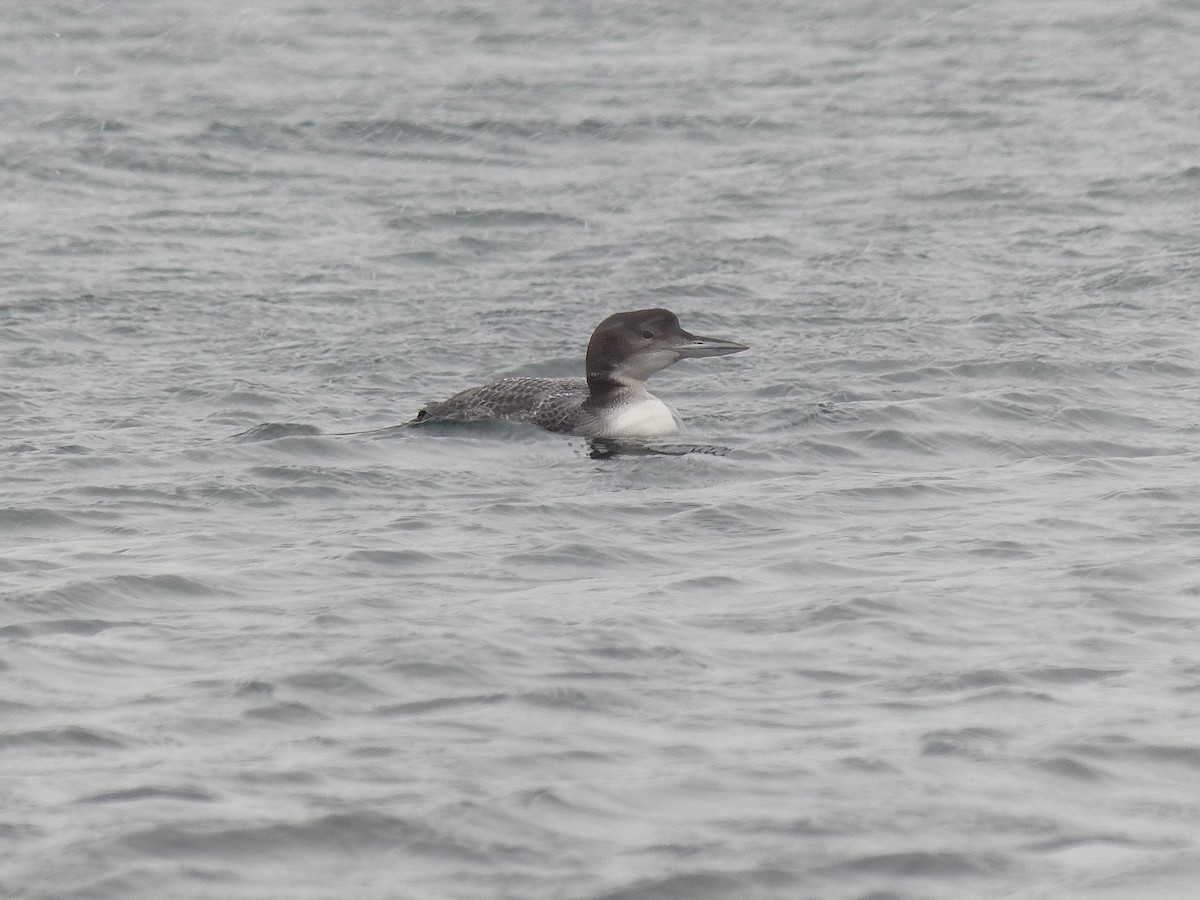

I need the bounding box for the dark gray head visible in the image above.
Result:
[585,308,748,391]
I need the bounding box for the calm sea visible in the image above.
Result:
[4,1,1200,898]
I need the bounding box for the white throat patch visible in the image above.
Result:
[596,394,682,439]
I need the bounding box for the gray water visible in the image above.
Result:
[4,1,1200,898]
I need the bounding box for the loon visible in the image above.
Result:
[412,308,748,439]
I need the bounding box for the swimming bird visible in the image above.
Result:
[412,308,748,439]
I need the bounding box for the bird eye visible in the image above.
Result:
[641,330,654,339]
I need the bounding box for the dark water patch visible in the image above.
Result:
[1032,756,1104,781]
[385,248,459,266]
[665,574,747,594]
[821,849,1009,878]
[195,119,311,151]
[469,113,738,144]
[592,868,798,900]
[920,726,1008,757]
[824,477,981,502]
[312,614,352,628]
[376,693,507,716]
[66,483,198,512]
[78,785,217,804]
[456,234,525,254]
[1101,356,1198,379]
[880,687,1057,710]
[35,871,154,900]
[125,209,279,241]
[234,768,321,788]
[381,146,526,167]
[721,234,798,257]
[551,668,640,684]
[876,364,954,385]
[837,756,900,775]
[233,680,275,699]
[107,573,219,600]
[804,597,901,627]
[243,467,353,496]
[348,744,399,759]
[390,207,588,230]
[216,388,282,409]
[243,701,328,724]
[73,142,254,180]
[0,725,125,750]
[947,359,1072,381]
[1062,737,1200,770]
[1098,485,1195,505]
[1080,269,1167,294]
[581,640,685,662]
[122,810,480,859]
[1070,561,1155,585]
[1022,666,1125,685]
[28,573,223,609]
[1025,833,1141,854]
[1106,607,1199,630]
[342,548,444,568]
[749,381,821,401]
[183,481,276,509]
[939,392,1047,423]
[33,111,131,133]
[518,686,607,711]
[0,506,79,531]
[330,117,463,145]
[796,668,870,684]
[387,660,484,682]
[848,428,940,455]
[0,618,127,639]
[903,178,1035,204]
[1054,404,1164,433]
[545,241,629,263]
[785,438,864,460]
[51,443,96,457]
[1022,438,1162,460]
[691,602,859,638]
[506,541,662,570]
[964,539,1038,560]
[281,669,382,698]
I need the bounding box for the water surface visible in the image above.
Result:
[4,2,1200,898]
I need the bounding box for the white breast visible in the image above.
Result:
[597,394,682,439]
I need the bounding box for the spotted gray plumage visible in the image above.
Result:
[417,376,593,434]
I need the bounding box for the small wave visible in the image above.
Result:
[281,670,383,698]
[343,549,443,568]
[389,207,587,231]
[242,701,328,724]
[0,506,79,531]
[232,422,324,442]
[591,868,799,900]
[0,618,125,639]
[1032,757,1105,782]
[0,725,125,750]
[376,693,507,716]
[821,849,1010,877]
[77,785,217,804]
[121,810,477,858]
